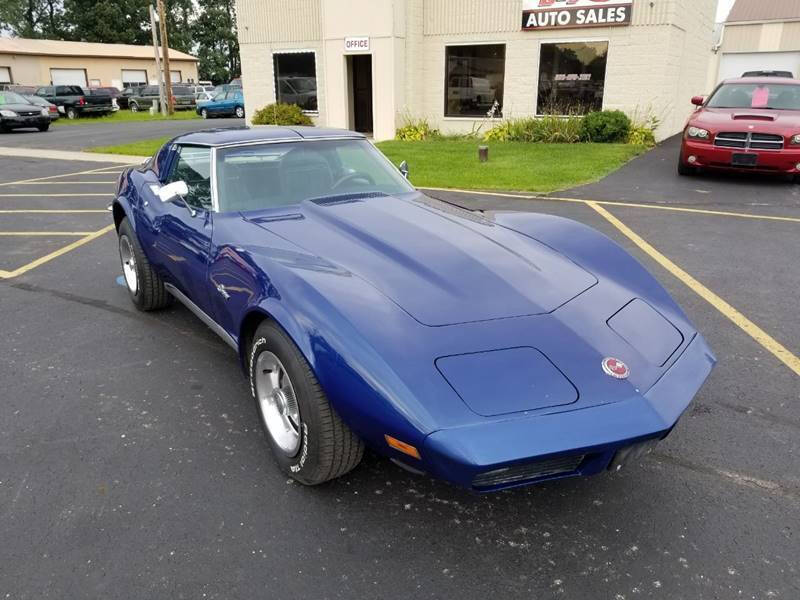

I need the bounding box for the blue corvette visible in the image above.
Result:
[112,127,715,491]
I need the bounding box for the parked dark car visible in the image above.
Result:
[0,91,51,132]
[129,84,196,112]
[118,87,141,110]
[89,87,123,111]
[742,70,794,78]
[196,88,245,119]
[35,85,113,119]
[22,94,59,121]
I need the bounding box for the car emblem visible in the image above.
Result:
[602,357,630,379]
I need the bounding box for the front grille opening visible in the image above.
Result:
[714,132,784,151]
[473,454,585,489]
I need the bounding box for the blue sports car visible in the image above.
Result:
[112,127,715,491]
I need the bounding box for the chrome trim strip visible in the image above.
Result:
[164,283,238,351]
[210,146,219,212]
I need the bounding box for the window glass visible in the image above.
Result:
[0,91,27,105]
[706,83,800,110]
[167,146,212,209]
[273,53,318,111]
[445,45,505,117]
[537,42,608,115]
[215,139,413,213]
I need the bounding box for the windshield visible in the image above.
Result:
[0,91,28,105]
[216,139,414,212]
[707,83,800,110]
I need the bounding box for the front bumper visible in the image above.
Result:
[419,334,716,491]
[682,139,800,174]
[1,115,50,130]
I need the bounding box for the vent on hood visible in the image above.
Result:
[732,113,775,121]
[309,192,389,206]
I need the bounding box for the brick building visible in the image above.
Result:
[235,0,716,141]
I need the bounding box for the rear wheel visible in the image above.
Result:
[249,320,364,485]
[130,103,139,113]
[117,217,172,311]
[65,107,78,120]
[200,108,208,119]
[235,106,244,119]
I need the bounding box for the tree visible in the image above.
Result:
[61,0,150,45]
[193,0,240,84]
[0,0,65,38]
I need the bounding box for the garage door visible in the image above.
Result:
[121,69,148,87]
[0,66,11,84]
[718,52,800,82]
[50,68,88,87]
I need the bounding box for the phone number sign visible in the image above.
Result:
[522,0,634,30]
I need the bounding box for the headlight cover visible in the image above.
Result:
[791,134,800,145]
[687,126,710,140]
[0,109,17,118]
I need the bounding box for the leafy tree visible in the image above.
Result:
[61,0,150,45]
[193,0,240,84]
[0,0,65,38]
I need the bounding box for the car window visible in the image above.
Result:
[167,146,212,210]
[215,139,414,212]
[37,87,53,96]
[706,83,800,110]
[0,91,28,105]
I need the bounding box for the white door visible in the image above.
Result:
[0,66,11,84]
[718,52,800,82]
[122,69,147,87]
[50,68,88,87]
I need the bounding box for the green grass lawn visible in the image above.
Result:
[89,137,646,192]
[54,109,200,126]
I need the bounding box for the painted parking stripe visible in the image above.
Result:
[0,225,115,280]
[0,164,129,187]
[422,187,800,224]
[0,210,107,214]
[0,193,110,197]
[0,231,95,236]
[9,181,119,185]
[587,201,800,377]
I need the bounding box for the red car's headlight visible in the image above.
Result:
[790,134,800,145]
[686,126,710,141]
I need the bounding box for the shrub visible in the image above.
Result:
[580,110,631,143]
[627,112,660,147]
[251,103,313,126]
[484,116,582,143]
[396,115,439,141]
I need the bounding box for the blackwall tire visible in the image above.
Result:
[66,107,78,120]
[677,158,695,176]
[249,320,364,485]
[130,103,139,113]
[37,124,50,132]
[235,106,244,119]
[117,217,172,312]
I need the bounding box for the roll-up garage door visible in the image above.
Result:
[50,68,88,87]
[0,67,11,84]
[718,52,800,82]
[122,69,148,87]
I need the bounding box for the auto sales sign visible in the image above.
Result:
[522,0,634,30]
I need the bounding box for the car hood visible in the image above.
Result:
[246,193,597,326]
[1,103,42,113]
[691,107,800,133]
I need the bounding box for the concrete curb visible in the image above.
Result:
[0,146,144,164]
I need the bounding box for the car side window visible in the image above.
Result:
[166,146,213,210]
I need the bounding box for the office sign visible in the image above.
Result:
[522,0,633,30]
[344,37,370,52]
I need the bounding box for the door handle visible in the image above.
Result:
[216,283,231,300]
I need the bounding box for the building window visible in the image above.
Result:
[445,44,505,118]
[0,66,12,84]
[273,52,318,112]
[537,42,608,115]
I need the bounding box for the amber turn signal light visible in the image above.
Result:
[385,435,421,459]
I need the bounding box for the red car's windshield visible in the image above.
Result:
[706,83,800,110]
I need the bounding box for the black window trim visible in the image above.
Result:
[272,49,320,115]
[443,41,507,120]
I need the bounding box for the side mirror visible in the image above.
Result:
[158,180,189,203]
[691,95,705,107]
[399,160,409,179]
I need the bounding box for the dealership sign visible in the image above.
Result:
[522,0,633,30]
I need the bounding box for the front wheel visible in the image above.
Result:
[65,107,78,120]
[130,103,139,113]
[200,108,208,119]
[37,123,50,132]
[117,217,172,311]
[249,321,364,485]
[235,106,244,119]
[677,157,695,176]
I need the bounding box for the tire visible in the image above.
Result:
[235,106,244,119]
[130,103,139,113]
[117,217,172,311]
[677,158,695,176]
[200,108,208,119]
[249,320,364,485]
[37,123,50,132]
[65,107,78,120]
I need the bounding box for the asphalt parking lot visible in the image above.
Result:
[0,147,798,599]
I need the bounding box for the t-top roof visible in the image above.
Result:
[726,0,800,23]
[175,126,366,147]
[0,37,197,61]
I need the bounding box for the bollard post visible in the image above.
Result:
[478,146,489,162]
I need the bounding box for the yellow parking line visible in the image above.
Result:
[0,231,95,236]
[0,209,107,214]
[422,187,800,224]
[587,201,800,377]
[0,193,110,197]
[0,225,115,280]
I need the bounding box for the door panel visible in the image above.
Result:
[352,55,373,134]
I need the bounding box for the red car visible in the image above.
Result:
[679,77,800,181]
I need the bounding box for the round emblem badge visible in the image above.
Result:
[602,357,630,379]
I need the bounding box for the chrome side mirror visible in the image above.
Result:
[399,160,409,179]
[158,180,189,203]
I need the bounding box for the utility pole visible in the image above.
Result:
[157,0,174,115]
[149,4,166,116]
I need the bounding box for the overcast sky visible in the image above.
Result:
[716,0,736,22]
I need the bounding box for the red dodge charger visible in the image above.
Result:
[679,77,800,181]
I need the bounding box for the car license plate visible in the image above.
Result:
[732,153,758,167]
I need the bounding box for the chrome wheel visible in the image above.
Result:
[201,109,208,119]
[118,235,138,294]
[255,351,301,456]
[235,106,244,118]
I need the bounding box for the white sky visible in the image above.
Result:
[716,0,737,22]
